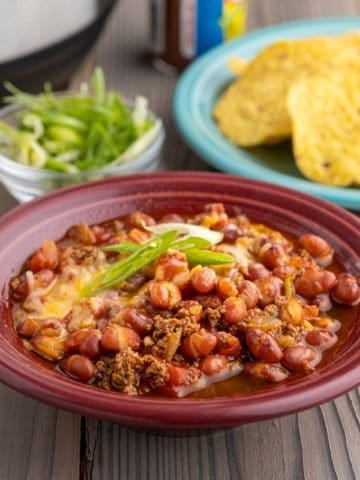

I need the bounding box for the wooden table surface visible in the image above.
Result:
[0,1,359,479]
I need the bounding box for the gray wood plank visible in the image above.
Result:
[0,384,81,480]
[89,394,360,480]
[0,185,17,212]
[90,394,360,480]
[248,0,359,29]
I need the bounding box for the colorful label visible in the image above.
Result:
[181,0,247,57]
[220,0,248,41]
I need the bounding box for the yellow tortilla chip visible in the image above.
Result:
[213,33,360,147]
[227,57,248,76]
[287,73,360,187]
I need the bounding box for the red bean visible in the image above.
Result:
[64,331,88,354]
[96,318,109,331]
[123,328,141,350]
[294,268,337,298]
[65,330,101,358]
[331,273,360,305]
[215,333,242,357]
[216,277,238,298]
[10,274,29,301]
[244,362,289,383]
[237,280,260,308]
[150,281,182,309]
[247,263,271,280]
[305,330,337,349]
[199,355,228,375]
[17,318,40,338]
[79,332,101,359]
[181,329,217,359]
[282,346,317,372]
[221,224,242,242]
[223,296,247,324]
[127,211,155,228]
[91,225,112,244]
[191,267,217,293]
[62,354,95,382]
[255,276,283,307]
[260,244,287,269]
[298,234,333,261]
[124,308,154,336]
[272,265,296,280]
[155,251,189,286]
[101,325,140,353]
[245,328,283,363]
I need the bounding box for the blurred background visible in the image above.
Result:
[1,0,356,96]
[0,0,115,96]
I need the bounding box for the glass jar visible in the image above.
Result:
[150,0,248,73]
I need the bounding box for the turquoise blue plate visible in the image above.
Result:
[173,17,360,210]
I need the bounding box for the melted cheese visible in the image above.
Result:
[27,265,103,320]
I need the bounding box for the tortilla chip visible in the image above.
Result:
[287,73,360,186]
[213,33,360,147]
[227,57,248,76]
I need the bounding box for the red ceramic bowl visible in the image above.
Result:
[0,172,359,430]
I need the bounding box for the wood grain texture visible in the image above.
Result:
[0,0,359,479]
[0,384,80,480]
[248,0,359,29]
[89,394,360,480]
[0,185,17,213]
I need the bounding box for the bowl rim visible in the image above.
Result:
[0,99,165,179]
[0,171,359,429]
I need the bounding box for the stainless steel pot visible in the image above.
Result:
[0,0,117,97]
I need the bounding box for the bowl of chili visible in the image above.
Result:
[0,172,359,430]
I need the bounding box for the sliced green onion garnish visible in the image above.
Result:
[184,249,234,266]
[81,230,178,297]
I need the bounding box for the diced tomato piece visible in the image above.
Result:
[168,365,194,386]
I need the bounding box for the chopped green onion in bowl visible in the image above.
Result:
[0,67,162,173]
